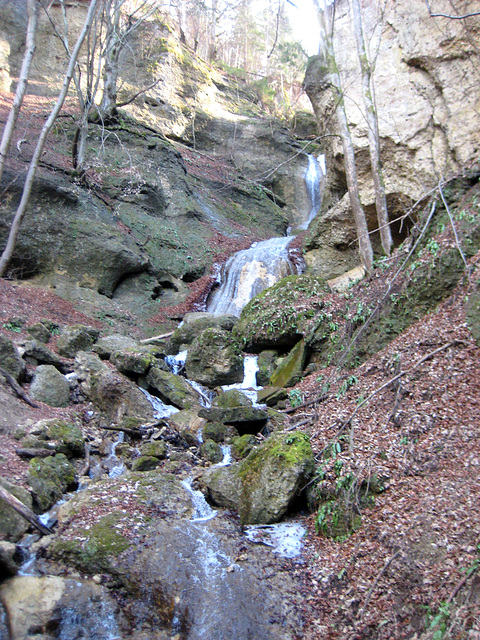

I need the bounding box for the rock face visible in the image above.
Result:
[304,0,480,233]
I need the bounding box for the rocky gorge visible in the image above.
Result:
[1,0,480,638]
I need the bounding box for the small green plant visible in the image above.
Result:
[336,375,358,399]
[3,319,23,333]
[288,389,303,408]
[426,238,440,256]
[425,601,451,639]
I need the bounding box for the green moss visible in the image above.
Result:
[51,512,131,573]
[239,432,312,483]
[231,434,257,460]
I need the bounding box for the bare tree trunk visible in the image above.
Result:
[351,0,392,256]
[315,1,373,273]
[0,0,38,186]
[0,0,100,277]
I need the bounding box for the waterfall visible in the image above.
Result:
[206,236,295,316]
[299,153,323,230]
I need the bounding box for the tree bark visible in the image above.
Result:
[316,1,373,273]
[351,0,392,256]
[0,0,100,277]
[0,0,38,186]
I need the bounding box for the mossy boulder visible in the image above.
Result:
[27,454,77,513]
[212,389,252,408]
[198,405,268,432]
[110,349,156,376]
[23,339,64,369]
[0,332,26,382]
[256,350,278,386]
[92,334,139,359]
[88,368,155,423]
[131,455,162,471]
[57,325,99,358]
[185,327,244,387]
[0,479,33,542]
[48,470,192,574]
[139,440,167,459]
[147,366,203,410]
[26,322,51,343]
[270,339,308,388]
[202,432,315,524]
[29,365,70,407]
[21,419,84,458]
[200,439,223,463]
[166,312,237,355]
[202,422,230,443]
[231,434,257,460]
[233,274,328,350]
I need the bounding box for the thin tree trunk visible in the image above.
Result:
[351,0,392,256]
[316,1,373,273]
[0,0,38,186]
[0,0,100,277]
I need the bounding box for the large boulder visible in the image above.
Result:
[146,366,203,410]
[57,325,99,358]
[23,339,66,370]
[185,327,243,387]
[270,339,308,388]
[29,365,70,407]
[110,348,156,376]
[88,368,155,423]
[0,576,124,640]
[27,454,77,513]
[20,418,85,458]
[92,334,139,359]
[0,333,26,382]
[0,479,33,542]
[202,432,315,524]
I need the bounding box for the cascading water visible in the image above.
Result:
[206,236,296,316]
[299,153,323,230]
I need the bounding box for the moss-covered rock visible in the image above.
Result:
[198,405,268,431]
[200,439,223,463]
[238,432,315,524]
[23,339,64,369]
[110,349,156,376]
[131,455,162,472]
[139,440,167,459]
[233,274,328,351]
[21,419,85,458]
[0,479,33,542]
[202,422,229,443]
[185,327,244,387]
[57,325,99,358]
[270,339,308,388]
[27,454,77,513]
[147,366,203,410]
[256,350,278,386]
[26,322,51,343]
[29,365,70,407]
[212,389,252,408]
[231,434,257,460]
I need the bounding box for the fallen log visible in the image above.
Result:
[0,367,39,408]
[0,484,53,536]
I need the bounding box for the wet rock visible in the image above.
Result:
[29,365,70,407]
[169,410,206,445]
[27,454,77,513]
[200,439,223,463]
[256,386,288,407]
[185,327,244,387]
[147,366,203,410]
[20,418,85,458]
[270,339,308,388]
[0,479,33,542]
[48,471,193,573]
[203,432,315,524]
[57,325,99,358]
[92,333,139,358]
[0,576,124,640]
[213,388,252,408]
[0,541,18,578]
[23,339,66,370]
[166,312,238,355]
[0,332,26,382]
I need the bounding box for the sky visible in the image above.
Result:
[284,0,321,55]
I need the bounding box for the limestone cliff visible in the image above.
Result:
[304,0,480,225]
